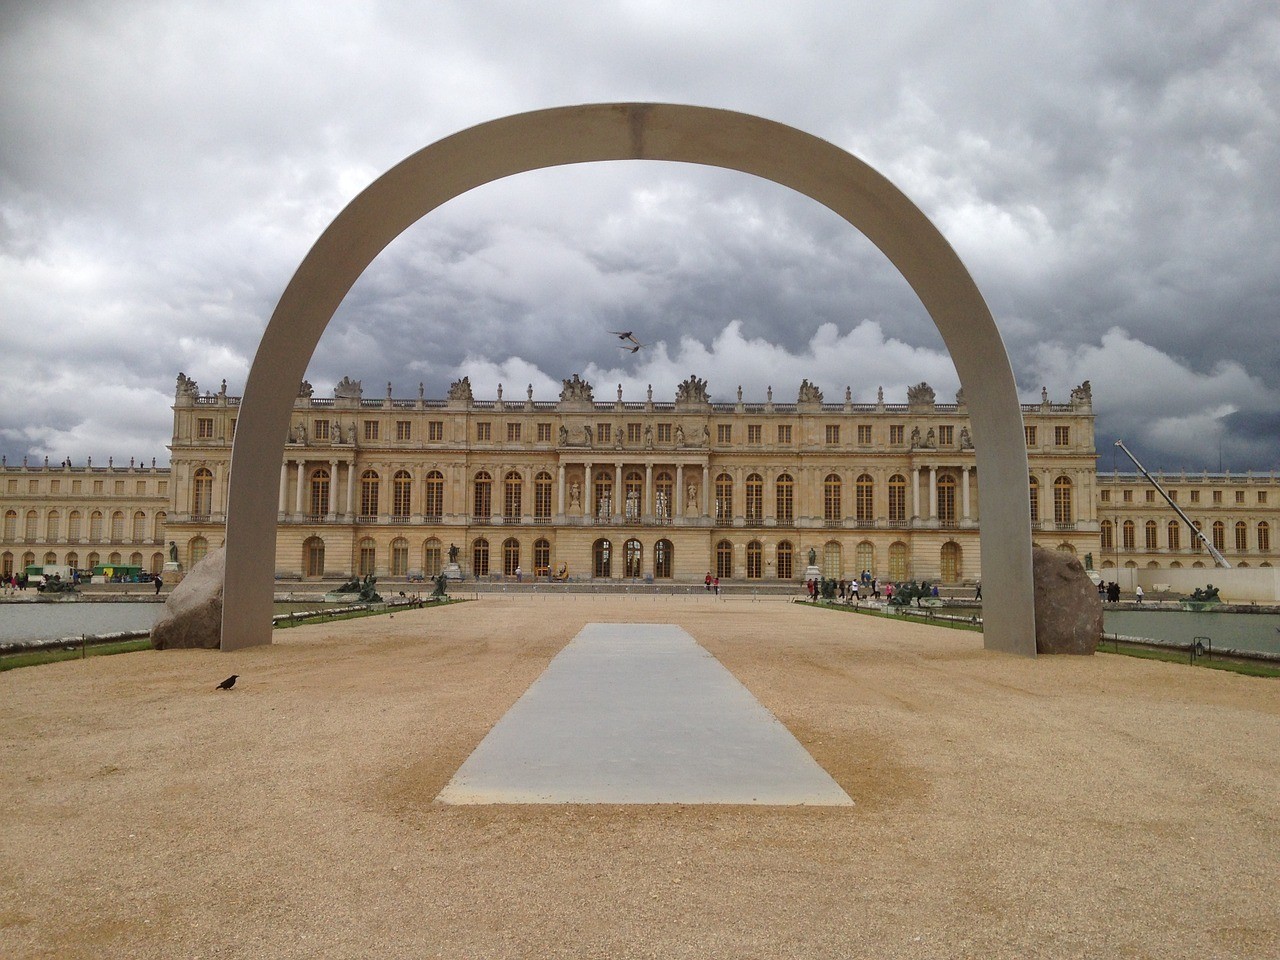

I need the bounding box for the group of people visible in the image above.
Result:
[1098,580,1142,603]
[703,572,721,595]
[1,572,30,592]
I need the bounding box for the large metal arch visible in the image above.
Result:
[222,103,1036,655]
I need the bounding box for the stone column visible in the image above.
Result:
[278,462,288,517]
[584,460,593,517]
[962,465,971,521]
[557,462,566,515]
[614,462,623,519]
[644,462,653,518]
[928,465,937,520]
[346,461,356,517]
[912,465,921,520]
[328,459,339,517]
[702,464,710,517]
[675,463,684,519]
[294,459,305,515]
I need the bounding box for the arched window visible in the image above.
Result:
[533,538,551,576]
[937,473,956,523]
[624,472,643,520]
[593,538,612,578]
[1167,521,1181,551]
[593,471,613,519]
[393,471,412,518]
[1053,476,1073,526]
[360,470,380,518]
[358,537,376,576]
[940,541,961,581]
[534,472,553,519]
[855,474,874,524]
[655,472,674,519]
[1145,520,1159,550]
[46,510,61,541]
[189,536,208,566]
[1100,520,1114,551]
[1191,520,1203,553]
[150,552,163,574]
[472,538,490,577]
[822,541,841,579]
[1235,521,1248,552]
[391,537,409,576]
[473,471,492,520]
[1212,521,1226,552]
[110,511,125,541]
[1122,520,1135,551]
[888,541,909,580]
[87,551,99,570]
[745,540,763,579]
[46,551,59,566]
[856,541,874,577]
[152,512,165,541]
[3,510,16,541]
[1,552,12,577]
[1028,476,1040,524]
[191,468,213,516]
[654,539,673,579]
[1060,543,1077,555]
[304,536,325,577]
[424,471,444,519]
[503,471,522,521]
[25,510,37,541]
[888,474,907,524]
[1258,522,1271,553]
[716,539,734,579]
[503,537,520,576]
[310,468,331,516]
[23,551,36,569]
[715,473,733,522]
[90,511,103,541]
[423,538,442,577]
[132,510,146,542]
[775,473,794,523]
[66,551,79,570]
[823,474,842,522]
[776,540,793,579]
[66,510,82,543]
[745,474,763,522]
[624,538,642,578]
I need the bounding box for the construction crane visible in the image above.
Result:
[1113,439,1231,568]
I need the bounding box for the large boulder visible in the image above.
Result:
[1033,545,1102,655]
[151,547,225,649]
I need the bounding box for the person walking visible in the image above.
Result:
[154,574,163,595]
[974,581,982,601]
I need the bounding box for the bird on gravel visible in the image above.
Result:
[216,674,239,690]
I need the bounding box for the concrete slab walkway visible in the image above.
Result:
[437,622,853,805]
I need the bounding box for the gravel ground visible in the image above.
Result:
[2,595,1276,959]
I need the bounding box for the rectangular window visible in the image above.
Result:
[94,480,104,494]
[657,423,672,443]
[476,421,491,442]
[1145,490,1155,503]
[506,422,522,442]
[1212,490,1222,504]
[115,480,125,494]
[596,423,611,444]
[158,482,167,495]
[747,424,762,444]
[1169,490,1178,501]
[136,480,146,495]
[314,420,330,440]
[857,424,872,445]
[72,480,82,493]
[717,424,732,444]
[1260,491,1268,505]
[889,424,904,445]
[777,424,792,444]
[1025,425,1037,446]
[428,420,443,441]
[29,479,39,493]
[50,479,60,493]
[197,417,214,439]
[1235,490,1245,504]
[1123,490,1133,502]
[627,422,642,443]
[825,425,840,444]
[1055,426,1070,446]
[363,420,380,441]
[396,420,412,441]
[938,425,954,445]
[537,422,552,442]
[1190,490,1200,503]
[1100,489,1110,502]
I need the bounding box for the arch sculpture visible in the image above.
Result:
[222,103,1037,655]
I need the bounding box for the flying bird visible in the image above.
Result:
[608,330,635,341]
[216,674,239,690]
[618,340,647,354]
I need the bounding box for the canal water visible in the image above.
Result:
[0,601,325,646]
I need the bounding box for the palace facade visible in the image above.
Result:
[3,372,1274,585]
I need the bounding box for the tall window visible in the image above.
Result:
[1258,522,1270,552]
[503,471,523,521]
[533,538,550,575]
[775,473,794,523]
[363,420,380,441]
[131,511,145,541]
[424,471,444,518]
[23,509,37,541]
[624,472,643,519]
[888,475,906,523]
[746,541,762,579]
[888,541,908,580]
[856,541,874,577]
[654,539,672,578]
[1122,520,1135,550]
[358,538,376,576]
[747,424,762,444]
[1192,520,1203,553]
[68,511,81,542]
[393,471,412,518]
[189,536,209,566]
[503,538,520,576]
[310,468,330,516]
[1028,476,1040,524]
[473,471,492,519]
[1145,521,1159,550]
[593,539,611,578]
[1167,521,1181,551]
[423,538,442,577]
[3,510,16,541]
[360,470,380,517]
[391,538,409,576]
[857,424,872,445]
[1235,521,1248,551]
[472,538,490,577]
[777,424,792,444]
[593,470,613,517]
[776,541,793,579]
[47,511,61,541]
[716,540,733,579]
[940,541,961,582]
[396,420,411,441]
[715,473,733,522]
[655,472,673,519]
[304,536,325,577]
[825,425,840,445]
[90,511,103,541]
[111,511,124,541]
[855,474,874,524]
[745,474,763,522]
[889,424,904,445]
[191,468,213,515]
[1053,476,1073,526]
[624,539,642,578]
[717,424,732,444]
[823,474,842,522]
[428,420,444,441]
[1055,426,1070,446]
[506,422,521,442]
[937,474,956,523]
[1212,521,1226,552]
[475,422,490,442]
[822,541,841,579]
[153,512,165,541]
[1101,520,1114,551]
[534,472,553,519]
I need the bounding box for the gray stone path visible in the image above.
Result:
[437,622,853,805]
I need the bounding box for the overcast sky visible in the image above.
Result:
[2,1,1277,474]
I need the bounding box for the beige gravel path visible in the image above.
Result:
[2,595,1276,959]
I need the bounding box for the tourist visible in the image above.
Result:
[515,565,522,583]
[974,581,982,601]
[705,572,712,591]
[1134,585,1144,604]
[154,574,163,595]
[713,576,720,596]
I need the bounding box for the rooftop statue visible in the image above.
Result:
[675,374,710,405]
[176,372,200,399]
[559,374,594,403]
[907,382,936,407]
[297,380,314,398]
[334,376,363,400]
[1071,380,1093,405]
[797,379,824,404]
[447,376,474,404]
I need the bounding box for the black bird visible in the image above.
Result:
[608,330,634,340]
[216,674,239,690]
[618,339,647,353]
